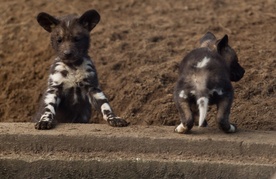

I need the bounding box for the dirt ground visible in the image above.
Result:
[0,0,275,131]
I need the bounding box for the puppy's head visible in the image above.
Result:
[200,32,245,82]
[37,10,100,64]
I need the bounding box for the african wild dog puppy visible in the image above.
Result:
[174,32,245,134]
[35,9,128,129]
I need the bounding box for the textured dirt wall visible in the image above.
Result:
[0,0,275,131]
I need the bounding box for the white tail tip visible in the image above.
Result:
[197,97,209,127]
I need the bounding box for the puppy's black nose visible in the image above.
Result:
[63,50,72,57]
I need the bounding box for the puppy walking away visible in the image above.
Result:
[174,32,245,134]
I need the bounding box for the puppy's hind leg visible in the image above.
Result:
[216,91,237,133]
[174,95,194,134]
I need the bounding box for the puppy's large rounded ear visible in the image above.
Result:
[216,35,229,54]
[37,12,60,33]
[79,10,100,31]
[200,32,217,47]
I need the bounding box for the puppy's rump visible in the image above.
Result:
[174,32,245,134]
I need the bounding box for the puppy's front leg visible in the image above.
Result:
[35,87,60,130]
[91,88,128,127]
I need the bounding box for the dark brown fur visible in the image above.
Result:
[35,10,128,129]
[174,32,245,134]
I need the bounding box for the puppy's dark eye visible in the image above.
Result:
[57,37,62,43]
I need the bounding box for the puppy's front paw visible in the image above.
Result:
[35,120,54,130]
[107,116,129,127]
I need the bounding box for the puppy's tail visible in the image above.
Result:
[197,97,209,127]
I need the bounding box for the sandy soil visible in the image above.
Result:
[0,0,275,131]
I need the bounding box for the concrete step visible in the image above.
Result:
[0,123,275,179]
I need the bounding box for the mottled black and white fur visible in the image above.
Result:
[174,32,245,134]
[35,9,128,129]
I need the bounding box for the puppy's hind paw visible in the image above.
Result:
[107,116,129,127]
[226,124,237,133]
[35,120,54,130]
[174,123,190,134]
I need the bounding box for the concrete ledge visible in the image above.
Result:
[1,123,275,159]
[0,123,275,178]
[1,157,275,179]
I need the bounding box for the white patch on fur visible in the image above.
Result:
[57,58,95,89]
[179,90,187,99]
[196,57,210,68]
[101,103,112,120]
[85,61,94,71]
[193,74,207,91]
[46,105,55,115]
[197,97,209,127]
[55,64,66,72]
[56,62,64,66]
[190,90,196,95]
[40,112,52,121]
[175,123,185,133]
[200,40,212,48]
[44,93,56,104]
[57,98,61,106]
[210,89,223,95]
[73,88,78,104]
[93,92,106,100]
[80,90,87,99]
[67,20,70,28]
[50,73,63,86]
[228,124,236,133]
[88,95,92,104]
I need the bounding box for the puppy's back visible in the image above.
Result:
[179,48,231,88]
